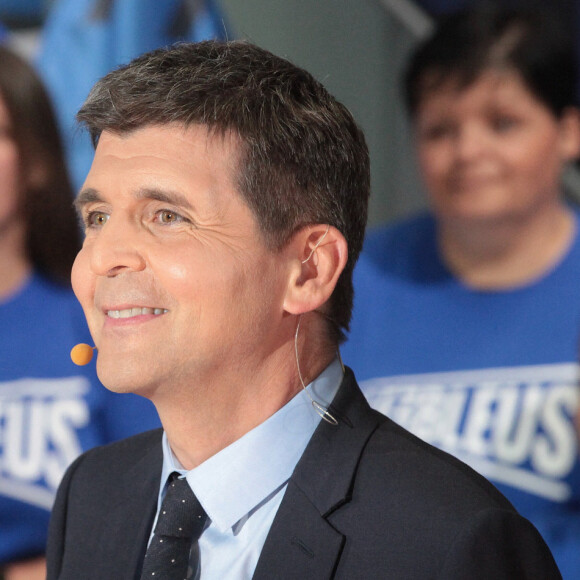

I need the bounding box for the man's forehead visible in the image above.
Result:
[88,125,241,182]
[76,124,245,218]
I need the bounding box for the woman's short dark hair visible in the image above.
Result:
[404,3,578,119]
[0,45,79,285]
[77,40,370,343]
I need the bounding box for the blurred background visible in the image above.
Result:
[0,0,578,227]
[1,2,579,578]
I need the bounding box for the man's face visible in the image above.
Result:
[73,124,291,399]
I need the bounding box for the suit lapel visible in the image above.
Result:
[252,480,346,579]
[97,432,163,579]
[253,369,383,579]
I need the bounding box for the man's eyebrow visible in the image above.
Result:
[134,188,194,210]
[74,187,195,213]
[74,188,102,214]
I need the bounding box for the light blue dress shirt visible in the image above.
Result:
[153,358,343,579]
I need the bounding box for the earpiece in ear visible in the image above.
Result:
[302,225,330,264]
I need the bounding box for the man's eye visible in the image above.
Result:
[156,210,186,224]
[160,210,177,223]
[87,211,109,227]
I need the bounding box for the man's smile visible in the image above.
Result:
[105,307,169,319]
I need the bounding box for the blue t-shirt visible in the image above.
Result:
[342,212,580,579]
[0,273,161,563]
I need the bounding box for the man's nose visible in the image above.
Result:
[88,217,146,277]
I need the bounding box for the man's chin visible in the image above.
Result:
[96,357,154,397]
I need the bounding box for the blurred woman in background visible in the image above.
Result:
[343,5,580,578]
[0,45,159,580]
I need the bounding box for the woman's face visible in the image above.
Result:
[0,93,21,233]
[414,69,580,226]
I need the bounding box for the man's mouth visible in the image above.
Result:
[106,307,169,319]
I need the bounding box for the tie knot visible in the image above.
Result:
[155,473,208,540]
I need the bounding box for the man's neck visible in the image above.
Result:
[153,326,336,470]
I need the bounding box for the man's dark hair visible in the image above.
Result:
[77,40,370,343]
[404,3,578,119]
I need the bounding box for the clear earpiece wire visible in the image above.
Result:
[294,315,338,426]
[301,225,330,264]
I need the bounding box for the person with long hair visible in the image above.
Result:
[0,45,159,580]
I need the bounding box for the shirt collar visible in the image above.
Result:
[160,358,343,533]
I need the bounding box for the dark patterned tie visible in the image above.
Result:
[141,472,208,580]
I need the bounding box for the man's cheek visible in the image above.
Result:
[71,253,90,304]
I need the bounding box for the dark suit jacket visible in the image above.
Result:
[47,368,561,579]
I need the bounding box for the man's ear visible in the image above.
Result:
[283,224,348,315]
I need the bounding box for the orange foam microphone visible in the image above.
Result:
[70,343,97,366]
